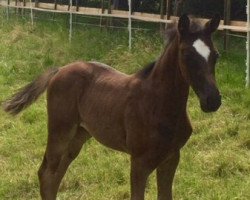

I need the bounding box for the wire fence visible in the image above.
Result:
[0,0,249,87]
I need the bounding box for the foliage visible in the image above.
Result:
[0,12,249,200]
[183,0,246,20]
[36,0,247,20]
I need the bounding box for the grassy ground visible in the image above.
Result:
[0,12,249,200]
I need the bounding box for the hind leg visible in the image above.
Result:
[38,125,91,200]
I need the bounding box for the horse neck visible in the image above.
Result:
[146,37,190,113]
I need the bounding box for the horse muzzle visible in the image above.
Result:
[200,93,221,113]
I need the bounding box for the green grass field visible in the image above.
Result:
[0,12,249,200]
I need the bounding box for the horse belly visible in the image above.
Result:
[79,84,129,152]
[80,120,128,152]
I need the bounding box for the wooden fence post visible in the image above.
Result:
[160,0,165,19]
[76,0,79,12]
[15,0,18,14]
[35,0,38,8]
[166,0,172,20]
[6,0,10,20]
[223,0,231,51]
[108,0,112,14]
[174,0,184,16]
[160,0,165,31]
[99,0,105,27]
[101,0,105,13]
[52,0,58,21]
[54,0,58,10]
[22,0,26,16]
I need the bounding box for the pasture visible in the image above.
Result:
[0,14,249,199]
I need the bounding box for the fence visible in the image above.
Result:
[0,0,249,87]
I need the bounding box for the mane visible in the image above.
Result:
[137,17,204,79]
[137,61,156,79]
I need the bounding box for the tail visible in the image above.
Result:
[3,68,59,115]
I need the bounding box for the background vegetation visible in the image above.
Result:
[0,11,249,200]
[37,0,247,20]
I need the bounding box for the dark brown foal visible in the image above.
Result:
[3,14,221,200]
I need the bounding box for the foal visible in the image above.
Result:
[4,15,221,200]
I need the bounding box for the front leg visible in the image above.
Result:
[156,151,180,200]
[130,156,156,200]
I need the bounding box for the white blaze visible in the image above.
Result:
[192,39,211,62]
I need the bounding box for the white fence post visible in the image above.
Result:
[246,0,250,88]
[6,0,9,20]
[128,0,132,50]
[69,0,73,42]
[30,0,34,26]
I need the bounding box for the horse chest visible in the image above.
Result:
[158,120,193,149]
[177,117,193,147]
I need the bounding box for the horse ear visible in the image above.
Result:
[204,14,220,34]
[178,14,190,37]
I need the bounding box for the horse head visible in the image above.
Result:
[177,14,221,112]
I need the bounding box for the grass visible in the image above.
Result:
[0,11,249,200]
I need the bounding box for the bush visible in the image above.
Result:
[36,0,247,20]
[182,0,246,20]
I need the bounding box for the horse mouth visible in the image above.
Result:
[200,94,222,113]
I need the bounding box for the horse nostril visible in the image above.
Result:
[206,94,221,111]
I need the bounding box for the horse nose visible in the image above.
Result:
[204,93,221,112]
[200,88,221,113]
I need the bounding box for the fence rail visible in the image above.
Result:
[1,1,248,32]
[0,0,249,87]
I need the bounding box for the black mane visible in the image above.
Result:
[137,61,156,79]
